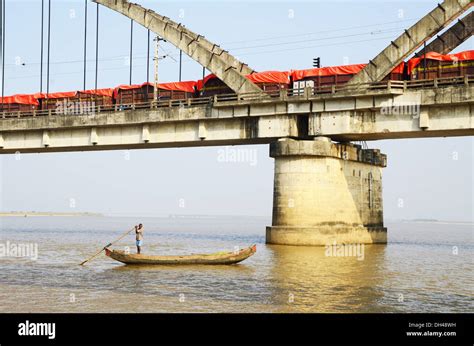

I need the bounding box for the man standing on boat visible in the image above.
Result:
[135,224,144,254]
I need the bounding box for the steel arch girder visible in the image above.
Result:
[416,11,473,56]
[93,0,265,96]
[348,0,473,85]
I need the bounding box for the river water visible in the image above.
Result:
[0,216,472,313]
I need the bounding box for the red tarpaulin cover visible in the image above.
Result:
[247,71,290,84]
[80,88,114,97]
[196,74,217,90]
[407,50,474,74]
[197,71,290,90]
[113,81,195,97]
[158,81,197,93]
[113,83,152,98]
[0,94,39,105]
[392,62,405,74]
[34,91,78,99]
[114,82,152,91]
[290,64,367,80]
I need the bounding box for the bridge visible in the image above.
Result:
[0,0,473,246]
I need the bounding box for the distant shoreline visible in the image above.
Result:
[393,219,473,226]
[0,212,104,217]
[0,213,470,224]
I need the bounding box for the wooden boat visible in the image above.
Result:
[104,244,256,265]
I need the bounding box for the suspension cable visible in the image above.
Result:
[94,3,99,91]
[0,0,3,108]
[83,0,87,90]
[1,0,5,102]
[46,0,51,96]
[146,29,150,84]
[40,0,44,93]
[129,19,133,85]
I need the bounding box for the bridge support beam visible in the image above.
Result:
[266,138,387,246]
[416,11,474,56]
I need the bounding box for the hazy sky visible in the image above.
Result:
[0,0,472,222]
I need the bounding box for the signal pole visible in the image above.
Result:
[313,57,321,68]
[179,50,182,82]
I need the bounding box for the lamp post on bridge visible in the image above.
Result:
[153,36,167,103]
[153,36,162,103]
[153,36,175,103]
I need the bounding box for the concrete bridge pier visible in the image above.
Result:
[266,137,387,246]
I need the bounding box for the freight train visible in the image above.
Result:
[0,50,472,116]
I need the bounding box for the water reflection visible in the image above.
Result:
[106,262,257,298]
[110,262,255,274]
[267,244,389,312]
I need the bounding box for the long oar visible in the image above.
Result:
[80,227,135,265]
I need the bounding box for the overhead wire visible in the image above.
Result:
[5,34,400,82]
[3,26,405,68]
[219,17,417,46]
[2,10,421,87]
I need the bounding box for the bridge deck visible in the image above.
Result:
[0,77,472,154]
[1,76,472,120]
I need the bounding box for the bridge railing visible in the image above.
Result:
[404,74,472,89]
[1,75,473,119]
[214,80,407,102]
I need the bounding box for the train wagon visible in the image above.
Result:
[0,94,39,116]
[198,71,290,97]
[197,74,226,97]
[114,82,154,106]
[385,62,406,81]
[291,62,406,94]
[246,71,290,95]
[156,81,197,100]
[290,64,366,93]
[408,50,474,80]
[34,89,113,115]
[114,81,197,107]
[35,91,78,113]
[77,88,114,109]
